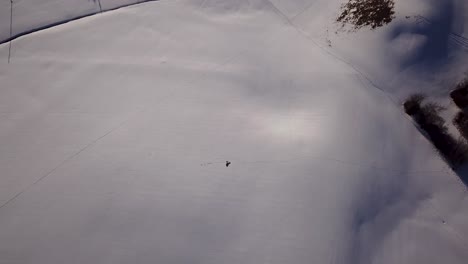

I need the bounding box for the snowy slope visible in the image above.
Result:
[1,0,156,44]
[289,0,468,98]
[10,0,99,39]
[100,0,145,10]
[0,1,10,42]
[1,0,468,263]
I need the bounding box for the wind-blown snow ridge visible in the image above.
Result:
[1,0,161,46]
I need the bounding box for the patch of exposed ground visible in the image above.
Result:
[337,0,395,30]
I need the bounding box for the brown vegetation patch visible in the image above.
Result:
[337,0,396,30]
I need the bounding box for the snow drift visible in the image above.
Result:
[1,0,468,263]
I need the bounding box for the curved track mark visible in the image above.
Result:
[1,0,161,47]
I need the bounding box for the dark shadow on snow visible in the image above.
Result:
[388,0,459,69]
[454,165,468,187]
[403,94,468,181]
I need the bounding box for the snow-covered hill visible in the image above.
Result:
[1,0,468,263]
[0,0,154,44]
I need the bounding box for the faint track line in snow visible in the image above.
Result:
[97,0,103,13]
[198,50,247,80]
[263,3,468,246]
[450,34,468,51]
[290,0,318,21]
[264,0,421,131]
[202,155,446,175]
[413,15,468,51]
[264,0,460,179]
[354,72,416,126]
[8,0,13,63]
[0,0,162,46]
[0,108,143,212]
[353,73,459,175]
[425,197,468,251]
[263,1,468,197]
[263,0,391,96]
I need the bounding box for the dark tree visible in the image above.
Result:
[454,111,468,139]
[403,93,425,116]
[403,95,468,167]
[337,0,396,30]
[450,79,468,109]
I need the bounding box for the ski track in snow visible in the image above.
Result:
[1,0,468,263]
[0,108,144,211]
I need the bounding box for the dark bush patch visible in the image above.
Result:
[450,79,468,109]
[404,96,468,167]
[453,111,468,138]
[403,93,425,115]
[337,0,396,30]
[418,102,447,129]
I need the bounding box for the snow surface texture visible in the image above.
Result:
[1,0,468,263]
[0,0,159,44]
